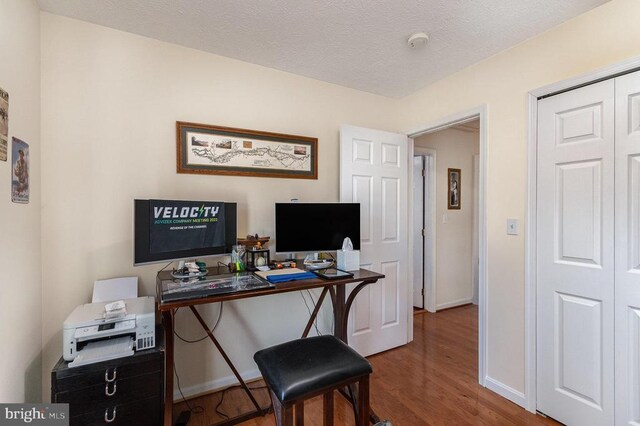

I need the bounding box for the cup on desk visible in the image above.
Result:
[231,244,246,272]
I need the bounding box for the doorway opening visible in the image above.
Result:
[407,107,487,387]
[412,121,479,313]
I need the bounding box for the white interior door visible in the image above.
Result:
[614,70,640,426]
[413,156,424,309]
[536,79,615,425]
[340,124,409,356]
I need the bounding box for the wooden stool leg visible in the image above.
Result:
[323,391,334,426]
[270,389,295,426]
[283,404,294,426]
[270,389,283,426]
[357,376,370,426]
[295,401,305,426]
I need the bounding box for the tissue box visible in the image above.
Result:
[337,250,360,271]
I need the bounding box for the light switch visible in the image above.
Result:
[507,219,518,235]
[442,213,448,224]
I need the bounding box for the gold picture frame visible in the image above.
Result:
[176,121,318,179]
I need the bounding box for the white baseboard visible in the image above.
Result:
[173,368,262,401]
[436,297,472,311]
[175,370,528,412]
[484,376,527,408]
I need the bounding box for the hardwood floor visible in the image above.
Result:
[175,305,559,425]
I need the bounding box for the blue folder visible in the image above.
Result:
[265,272,317,283]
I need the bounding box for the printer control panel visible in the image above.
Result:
[74,319,136,341]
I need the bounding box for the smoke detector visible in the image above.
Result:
[407,32,429,49]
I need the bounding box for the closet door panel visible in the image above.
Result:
[537,79,615,426]
[615,69,640,426]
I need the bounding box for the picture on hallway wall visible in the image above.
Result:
[0,87,8,162]
[176,121,318,179]
[448,168,461,210]
[11,137,29,204]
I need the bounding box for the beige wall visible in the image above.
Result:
[0,0,42,402]
[415,127,479,309]
[399,0,640,394]
[39,13,399,398]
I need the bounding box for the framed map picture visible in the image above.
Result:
[176,122,318,179]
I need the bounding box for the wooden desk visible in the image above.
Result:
[156,268,384,426]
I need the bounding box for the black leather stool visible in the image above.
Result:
[254,335,372,426]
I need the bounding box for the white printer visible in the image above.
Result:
[63,296,156,367]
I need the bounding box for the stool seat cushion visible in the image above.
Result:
[254,335,372,403]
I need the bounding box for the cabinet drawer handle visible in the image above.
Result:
[104,367,117,383]
[105,382,117,397]
[104,407,117,423]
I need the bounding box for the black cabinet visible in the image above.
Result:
[51,326,164,426]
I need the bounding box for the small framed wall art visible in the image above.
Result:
[176,121,318,179]
[0,87,8,161]
[448,168,461,210]
[11,137,29,204]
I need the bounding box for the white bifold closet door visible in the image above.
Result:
[537,69,640,426]
[537,78,615,426]
[614,71,640,426]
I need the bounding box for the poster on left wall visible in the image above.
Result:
[11,137,29,204]
[0,87,8,161]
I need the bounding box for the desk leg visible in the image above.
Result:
[188,306,264,415]
[301,287,329,338]
[333,285,346,342]
[334,281,374,344]
[162,310,174,426]
[334,280,381,425]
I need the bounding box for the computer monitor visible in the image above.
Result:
[134,199,237,266]
[275,203,360,253]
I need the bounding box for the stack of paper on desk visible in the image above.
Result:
[255,268,316,283]
[254,268,305,279]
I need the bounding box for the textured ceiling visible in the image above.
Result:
[37,0,609,98]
